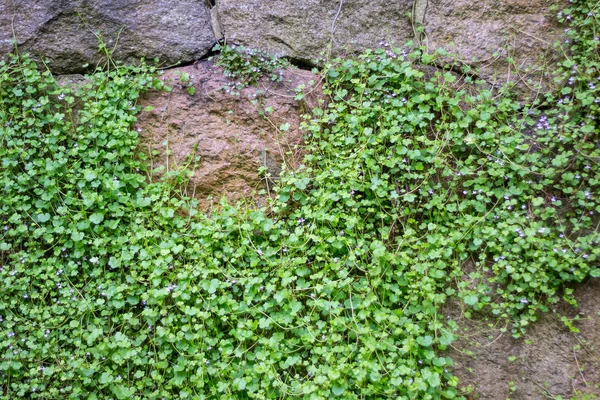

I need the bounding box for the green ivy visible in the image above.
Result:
[1,1,598,398]
[212,43,290,95]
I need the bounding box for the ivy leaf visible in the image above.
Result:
[36,213,51,223]
[89,213,104,224]
[136,197,152,207]
[464,294,479,306]
[417,335,433,347]
[532,197,544,207]
[331,383,346,396]
[71,231,85,242]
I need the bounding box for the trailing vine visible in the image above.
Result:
[0,1,598,398]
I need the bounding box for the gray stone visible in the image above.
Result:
[424,0,561,91]
[217,0,562,91]
[0,0,216,73]
[216,0,415,64]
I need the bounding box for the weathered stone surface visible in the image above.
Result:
[424,0,561,91]
[0,0,216,74]
[217,0,562,91]
[135,60,321,209]
[447,279,600,399]
[216,0,415,64]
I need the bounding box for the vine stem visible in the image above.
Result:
[330,0,344,45]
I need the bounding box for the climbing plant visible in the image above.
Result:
[1,0,598,398]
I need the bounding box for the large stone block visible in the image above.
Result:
[217,0,562,91]
[216,0,415,64]
[0,0,217,73]
[425,0,561,90]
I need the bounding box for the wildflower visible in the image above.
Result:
[166,284,178,292]
[520,298,528,304]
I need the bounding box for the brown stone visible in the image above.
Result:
[135,59,322,209]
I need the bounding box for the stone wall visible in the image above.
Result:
[2,0,561,87]
[0,0,216,73]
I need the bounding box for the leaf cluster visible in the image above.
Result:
[0,1,598,398]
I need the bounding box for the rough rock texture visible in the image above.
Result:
[135,60,321,209]
[217,0,562,90]
[425,0,561,91]
[0,0,216,74]
[216,0,415,63]
[447,279,600,399]
[1,0,563,88]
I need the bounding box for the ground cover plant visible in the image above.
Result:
[1,1,599,398]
